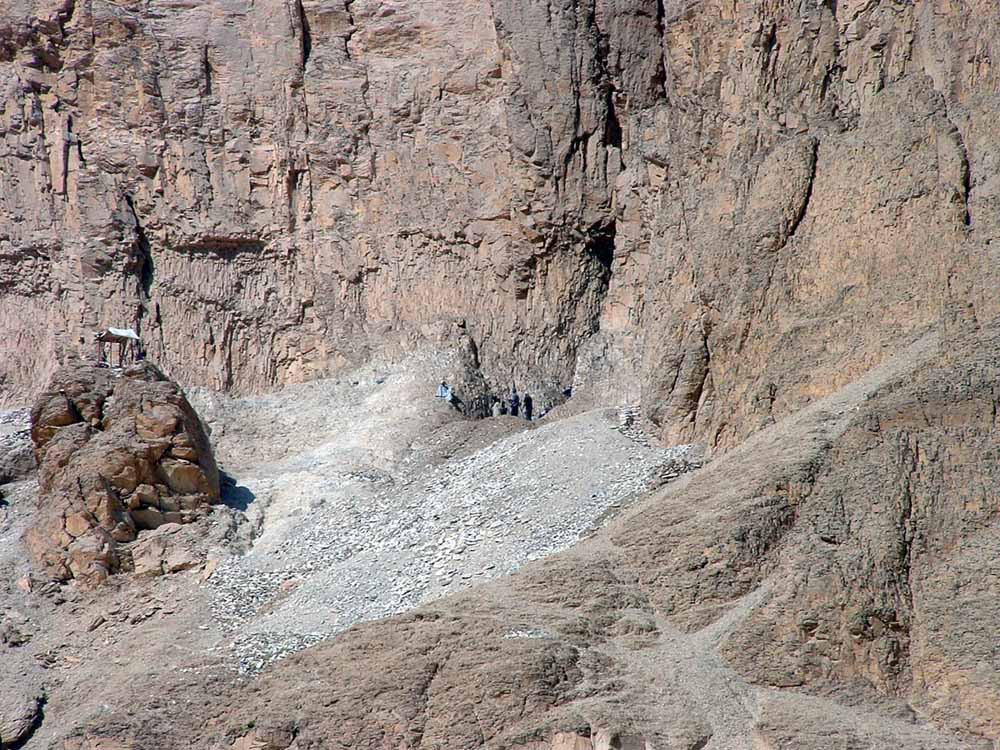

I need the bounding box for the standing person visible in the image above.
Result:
[499,400,508,416]
[523,393,533,421]
[491,399,503,418]
[509,388,520,418]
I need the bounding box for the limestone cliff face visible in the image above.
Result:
[1,0,998,442]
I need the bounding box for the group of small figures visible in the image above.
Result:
[491,388,533,420]
[436,381,535,420]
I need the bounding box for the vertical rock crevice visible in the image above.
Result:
[202,45,213,95]
[295,0,312,68]
[343,0,356,62]
[653,0,668,98]
[582,217,617,342]
[951,124,973,228]
[586,218,616,283]
[124,194,155,341]
[784,138,819,246]
[59,113,84,199]
[603,84,623,152]
[342,0,375,179]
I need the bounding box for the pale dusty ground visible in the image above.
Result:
[186,349,697,671]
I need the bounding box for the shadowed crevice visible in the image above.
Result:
[3,692,46,750]
[296,0,312,67]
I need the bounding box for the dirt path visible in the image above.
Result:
[585,330,950,749]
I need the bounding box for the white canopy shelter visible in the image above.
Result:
[102,327,140,341]
[94,328,144,366]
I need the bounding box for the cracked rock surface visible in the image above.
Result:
[25,362,221,584]
[2,0,998,456]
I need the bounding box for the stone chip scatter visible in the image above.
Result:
[198,352,700,673]
[0,407,31,476]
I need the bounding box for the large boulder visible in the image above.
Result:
[0,408,34,487]
[0,687,42,749]
[25,362,220,584]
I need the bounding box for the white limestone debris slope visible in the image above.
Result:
[188,350,700,673]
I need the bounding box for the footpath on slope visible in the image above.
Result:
[188,349,699,672]
[582,330,954,750]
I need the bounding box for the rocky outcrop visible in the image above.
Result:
[0,685,43,749]
[25,361,220,583]
[2,0,999,747]
[719,325,1000,738]
[0,410,33,490]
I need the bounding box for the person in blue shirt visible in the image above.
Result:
[437,380,456,405]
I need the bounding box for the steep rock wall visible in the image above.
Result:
[2,0,999,447]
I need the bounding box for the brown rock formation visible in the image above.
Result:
[1,0,999,747]
[0,685,43,749]
[56,325,996,750]
[25,361,220,583]
[2,0,995,445]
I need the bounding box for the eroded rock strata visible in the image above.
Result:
[2,0,997,449]
[1,0,999,748]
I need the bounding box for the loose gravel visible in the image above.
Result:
[193,353,701,673]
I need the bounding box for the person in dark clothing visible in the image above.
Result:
[523,393,533,421]
[509,388,520,417]
[499,400,508,415]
